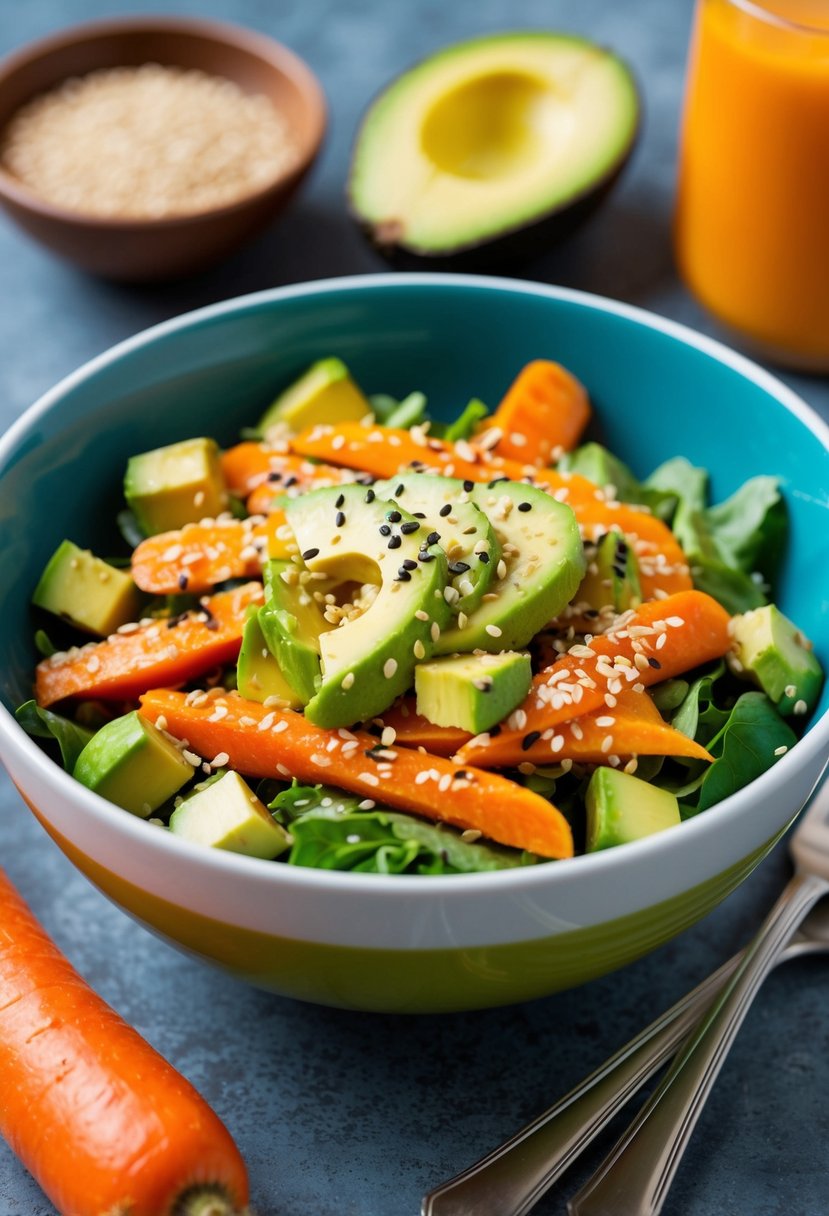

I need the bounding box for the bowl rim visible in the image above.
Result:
[0,14,327,230]
[1,271,827,897]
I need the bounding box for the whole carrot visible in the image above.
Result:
[0,868,249,1216]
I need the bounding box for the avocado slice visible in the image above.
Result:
[32,539,142,637]
[258,357,370,436]
[349,32,639,268]
[124,437,227,536]
[374,474,500,614]
[731,604,823,717]
[237,611,303,708]
[284,485,450,727]
[169,770,290,859]
[577,529,642,614]
[73,711,194,817]
[258,558,334,704]
[415,651,532,734]
[435,481,585,654]
[586,767,680,852]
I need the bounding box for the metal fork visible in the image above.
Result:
[421,775,829,1216]
[569,770,829,1216]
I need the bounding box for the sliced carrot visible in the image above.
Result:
[0,867,248,1216]
[221,442,361,514]
[139,689,574,859]
[483,360,591,466]
[376,699,473,757]
[131,512,293,595]
[289,423,606,508]
[515,688,714,766]
[35,583,263,707]
[456,590,731,768]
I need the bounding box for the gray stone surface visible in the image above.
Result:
[0,1,827,1213]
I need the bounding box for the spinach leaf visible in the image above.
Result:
[671,662,729,746]
[560,444,676,517]
[444,398,489,443]
[689,556,766,615]
[15,700,94,771]
[704,476,786,584]
[694,692,796,812]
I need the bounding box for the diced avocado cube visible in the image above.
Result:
[169,770,290,859]
[731,604,823,716]
[32,540,142,637]
[237,611,302,708]
[577,529,642,613]
[586,768,680,852]
[258,559,333,704]
[124,437,227,536]
[73,711,194,817]
[415,651,532,734]
[258,358,370,435]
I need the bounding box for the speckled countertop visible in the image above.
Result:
[1,1,827,1213]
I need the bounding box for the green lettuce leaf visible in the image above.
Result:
[15,700,94,771]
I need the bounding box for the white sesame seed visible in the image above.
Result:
[415,610,429,621]
[413,639,426,660]
[784,684,797,698]
[359,772,380,787]
[182,750,201,767]
[485,624,502,638]
[774,745,788,756]
[793,699,808,715]
[383,658,398,679]
[341,672,355,690]
[601,736,614,753]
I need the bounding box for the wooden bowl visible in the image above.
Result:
[0,16,327,280]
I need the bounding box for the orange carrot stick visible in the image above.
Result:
[376,699,473,757]
[0,868,249,1216]
[221,442,361,513]
[131,513,292,595]
[139,689,574,859]
[484,360,591,466]
[289,423,606,508]
[36,583,263,707]
[513,688,714,766]
[456,591,731,767]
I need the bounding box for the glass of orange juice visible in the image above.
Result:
[675,0,829,370]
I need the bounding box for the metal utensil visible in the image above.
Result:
[422,778,829,1216]
[568,772,829,1216]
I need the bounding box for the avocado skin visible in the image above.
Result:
[352,156,635,273]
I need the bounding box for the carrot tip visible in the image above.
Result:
[172,1187,247,1216]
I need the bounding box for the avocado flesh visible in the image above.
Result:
[415,651,531,734]
[350,32,638,261]
[73,711,194,817]
[32,539,142,637]
[124,437,227,536]
[169,770,290,859]
[577,529,642,614]
[374,474,500,614]
[285,485,450,727]
[435,481,585,655]
[237,611,303,708]
[258,357,370,436]
[258,559,334,704]
[586,768,680,852]
[731,604,823,716]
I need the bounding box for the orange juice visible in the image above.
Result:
[675,0,829,369]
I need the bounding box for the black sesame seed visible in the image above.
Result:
[379,524,392,536]
[387,510,402,523]
[478,552,490,564]
[177,572,189,590]
[439,503,452,517]
[462,479,474,492]
[205,617,220,632]
[388,535,402,550]
[454,770,470,781]
[426,531,441,545]
[283,475,298,488]
[521,730,541,751]
[395,569,412,582]
[402,558,418,570]
[518,501,533,513]
[413,511,427,519]
[473,679,492,692]
[395,482,405,496]
[400,520,421,535]
[335,493,345,508]
[409,460,427,470]
[302,547,319,560]
[648,657,662,669]
[418,551,435,562]
[365,488,376,503]
[448,560,470,575]
[490,724,502,737]
[267,471,283,483]
[335,511,346,527]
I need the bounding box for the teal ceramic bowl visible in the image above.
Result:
[0,275,827,1013]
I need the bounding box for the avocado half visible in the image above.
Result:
[348,32,640,269]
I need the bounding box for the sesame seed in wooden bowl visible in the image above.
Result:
[0,17,326,280]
